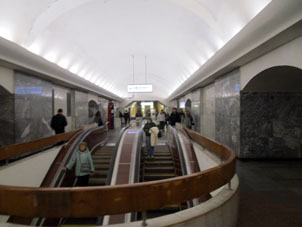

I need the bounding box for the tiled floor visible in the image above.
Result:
[237,160,302,227]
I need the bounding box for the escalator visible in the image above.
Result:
[61,145,115,226]
[140,145,183,219]
[89,146,115,186]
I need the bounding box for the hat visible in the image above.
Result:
[79,141,88,147]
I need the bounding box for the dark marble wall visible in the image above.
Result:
[215,70,241,155]
[0,86,15,146]
[14,72,53,143]
[240,92,302,158]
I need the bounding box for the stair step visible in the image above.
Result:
[145,160,173,164]
[144,173,176,181]
[93,171,108,177]
[89,178,106,186]
[145,166,175,173]
[94,152,113,155]
[93,161,111,164]
[93,157,112,160]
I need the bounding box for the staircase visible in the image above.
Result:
[62,145,115,226]
[142,145,181,218]
[89,146,115,186]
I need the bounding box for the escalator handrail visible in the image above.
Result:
[0,130,81,162]
[0,128,236,218]
[170,126,194,208]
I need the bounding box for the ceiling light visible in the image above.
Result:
[58,58,70,69]
[69,64,79,74]
[27,43,41,55]
[44,52,57,63]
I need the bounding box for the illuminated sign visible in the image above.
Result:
[128,84,152,93]
[15,86,43,95]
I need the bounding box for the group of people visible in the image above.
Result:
[156,108,194,130]
[51,108,100,187]
[119,110,130,125]
[50,107,194,187]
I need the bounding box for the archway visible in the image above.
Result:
[240,66,302,159]
[88,100,99,121]
[185,99,192,112]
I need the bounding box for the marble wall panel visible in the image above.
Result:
[74,91,89,129]
[0,86,14,146]
[240,92,302,158]
[14,72,53,143]
[201,84,216,140]
[191,89,201,133]
[53,85,73,131]
[215,70,240,155]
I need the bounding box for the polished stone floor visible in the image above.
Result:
[237,159,302,227]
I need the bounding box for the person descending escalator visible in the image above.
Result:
[62,142,95,186]
[143,118,157,159]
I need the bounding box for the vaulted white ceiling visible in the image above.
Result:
[0,0,271,100]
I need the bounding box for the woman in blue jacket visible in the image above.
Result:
[62,142,94,186]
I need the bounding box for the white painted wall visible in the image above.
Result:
[0,66,14,93]
[200,83,216,139]
[240,37,302,90]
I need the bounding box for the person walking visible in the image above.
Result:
[143,118,156,158]
[124,110,130,125]
[169,108,181,126]
[51,108,68,134]
[94,111,103,126]
[119,111,124,125]
[62,142,94,187]
[182,110,192,129]
[157,110,166,131]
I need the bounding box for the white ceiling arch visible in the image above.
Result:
[0,0,271,99]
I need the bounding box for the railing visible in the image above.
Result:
[0,130,81,162]
[0,128,236,218]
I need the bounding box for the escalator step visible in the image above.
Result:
[144,166,175,173]
[93,157,112,160]
[144,174,176,181]
[93,161,111,164]
[92,171,108,177]
[89,178,106,186]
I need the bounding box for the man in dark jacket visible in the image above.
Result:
[143,118,156,158]
[169,108,181,126]
[124,110,130,125]
[51,109,68,134]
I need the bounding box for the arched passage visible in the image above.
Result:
[240,66,302,159]
[88,100,99,122]
[185,99,192,112]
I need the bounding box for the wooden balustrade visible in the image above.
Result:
[0,130,82,161]
[0,128,236,218]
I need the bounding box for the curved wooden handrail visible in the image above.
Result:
[0,128,236,218]
[0,130,82,161]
